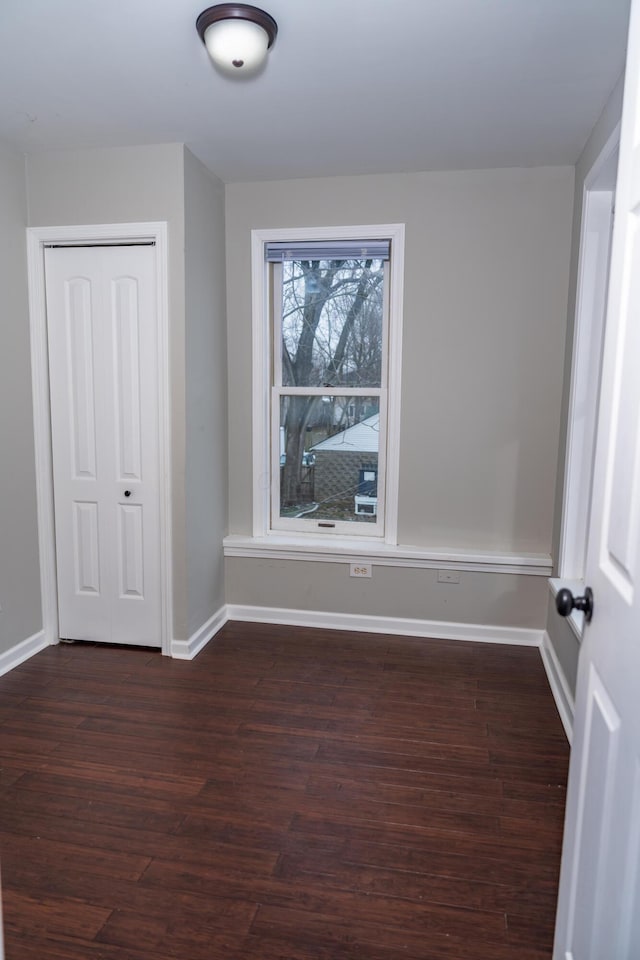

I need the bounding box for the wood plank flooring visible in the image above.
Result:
[0,622,569,959]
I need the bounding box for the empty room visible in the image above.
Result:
[0,1,639,957]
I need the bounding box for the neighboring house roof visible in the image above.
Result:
[311,414,379,453]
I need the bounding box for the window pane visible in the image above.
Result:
[279,395,380,524]
[281,258,384,388]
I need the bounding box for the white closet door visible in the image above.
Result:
[45,245,161,647]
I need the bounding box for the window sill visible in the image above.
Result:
[224,534,552,576]
[548,577,585,641]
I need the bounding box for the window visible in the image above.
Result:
[251,225,404,542]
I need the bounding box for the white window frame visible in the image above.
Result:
[251,223,405,544]
[270,257,389,538]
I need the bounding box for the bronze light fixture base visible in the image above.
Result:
[196,4,278,53]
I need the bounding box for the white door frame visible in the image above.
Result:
[26,222,173,656]
[558,126,620,585]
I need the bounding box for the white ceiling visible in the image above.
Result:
[0,0,631,183]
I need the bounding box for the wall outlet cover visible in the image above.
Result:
[437,569,460,584]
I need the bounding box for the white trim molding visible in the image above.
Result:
[0,631,49,679]
[558,126,619,582]
[540,630,575,743]
[170,605,228,660]
[226,603,544,647]
[26,222,173,656]
[224,535,552,576]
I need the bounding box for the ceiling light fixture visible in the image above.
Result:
[196,3,278,76]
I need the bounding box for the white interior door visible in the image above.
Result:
[553,2,640,955]
[45,244,161,648]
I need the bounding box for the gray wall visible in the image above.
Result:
[26,144,190,641]
[545,591,579,695]
[184,148,228,637]
[546,75,625,696]
[226,558,548,629]
[225,166,574,627]
[0,144,41,654]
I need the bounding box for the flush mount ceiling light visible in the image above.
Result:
[196,3,278,76]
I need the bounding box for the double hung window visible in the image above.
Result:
[252,225,404,542]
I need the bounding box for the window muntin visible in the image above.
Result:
[270,249,390,537]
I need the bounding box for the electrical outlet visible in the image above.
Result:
[437,569,460,584]
[350,562,372,578]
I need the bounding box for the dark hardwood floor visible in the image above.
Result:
[0,622,569,959]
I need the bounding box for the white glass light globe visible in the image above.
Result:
[204,18,269,74]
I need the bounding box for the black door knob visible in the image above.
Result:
[556,586,594,623]
[124,490,132,498]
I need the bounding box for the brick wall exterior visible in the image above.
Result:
[314,451,374,505]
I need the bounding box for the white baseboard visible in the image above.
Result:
[225,604,544,647]
[539,630,575,743]
[0,630,49,678]
[170,605,228,660]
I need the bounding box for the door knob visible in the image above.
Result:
[555,586,594,623]
[124,490,132,498]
